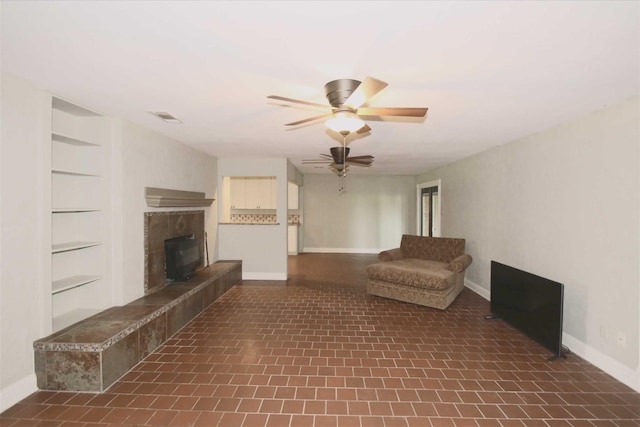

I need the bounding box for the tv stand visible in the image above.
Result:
[547,351,568,362]
[548,345,571,362]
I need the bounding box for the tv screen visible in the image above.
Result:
[490,261,564,359]
[164,234,201,282]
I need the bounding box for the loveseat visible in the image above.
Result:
[366,235,472,310]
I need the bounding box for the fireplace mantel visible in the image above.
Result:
[145,187,214,208]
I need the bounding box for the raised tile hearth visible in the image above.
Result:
[34,261,241,392]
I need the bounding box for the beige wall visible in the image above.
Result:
[115,120,218,304]
[302,174,416,252]
[0,73,51,410]
[416,97,640,390]
[113,121,218,303]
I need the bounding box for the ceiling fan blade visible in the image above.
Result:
[346,159,373,166]
[267,95,331,110]
[343,77,388,109]
[347,155,374,161]
[319,154,333,159]
[302,160,331,164]
[285,113,333,126]
[357,107,428,117]
[356,124,372,134]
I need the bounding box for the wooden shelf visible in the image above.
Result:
[52,132,100,147]
[52,168,100,177]
[52,308,103,332]
[52,208,100,213]
[52,241,100,254]
[52,97,101,117]
[52,275,101,295]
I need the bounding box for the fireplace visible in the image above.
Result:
[144,211,205,294]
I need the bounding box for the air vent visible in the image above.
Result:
[148,111,182,123]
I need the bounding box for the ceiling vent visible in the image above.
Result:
[148,111,182,123]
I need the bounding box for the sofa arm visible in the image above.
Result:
[447,254,473,273]
[378,248,404,262]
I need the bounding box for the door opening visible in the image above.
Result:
[420,186,439,237]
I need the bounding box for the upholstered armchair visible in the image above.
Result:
[366,235,472,310]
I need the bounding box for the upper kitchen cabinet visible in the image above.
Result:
[245,177,272,209]
[229,176,276,210]
[288,181,299,210]
[229,177,246,209]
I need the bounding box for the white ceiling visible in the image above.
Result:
[2,1,638,175]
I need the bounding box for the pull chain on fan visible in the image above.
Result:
[339,134,347,195]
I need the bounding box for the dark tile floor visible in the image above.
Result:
[2,253,639,426]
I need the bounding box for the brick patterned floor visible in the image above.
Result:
[2,253,639,426]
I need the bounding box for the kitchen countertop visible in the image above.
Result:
[219,222,280,225]
[219,222,302,226]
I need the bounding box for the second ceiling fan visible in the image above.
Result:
[302,146,374,176]
[268,76,428,135]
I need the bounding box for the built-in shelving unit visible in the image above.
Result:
[50,97,112,332]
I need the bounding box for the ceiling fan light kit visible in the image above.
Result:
[325,111,366,135]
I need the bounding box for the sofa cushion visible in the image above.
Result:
[400,235,465,263]
[366,259,455,291]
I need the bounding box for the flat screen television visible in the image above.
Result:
[489,261,565,359]
[164,234,201,282]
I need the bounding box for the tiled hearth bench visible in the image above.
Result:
[33,260,242,392]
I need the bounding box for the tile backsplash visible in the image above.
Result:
[289,214,300,224]
[230,213,276,224]
[230,213,301,224]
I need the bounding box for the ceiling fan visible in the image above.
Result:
[302,146,374,176]
[267,76,428,135]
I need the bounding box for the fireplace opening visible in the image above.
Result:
[164,234,201,282]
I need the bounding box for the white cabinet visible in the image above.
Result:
[229,177,246,209]
[288,225,298,255]
[50,97,112,332]
[230,176,276,210]
[288,182,299,210]
[245,177,272,209]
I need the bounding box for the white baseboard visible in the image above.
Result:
[0,374,37,413]
[242,272,287,281]
[302,247,380,254]
[465,278,489,300]
[562,333,639,392]
[464,279,639,393]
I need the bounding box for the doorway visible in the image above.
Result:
[419,183,440,237]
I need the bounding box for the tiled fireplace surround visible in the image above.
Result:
[33,211,242,392]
